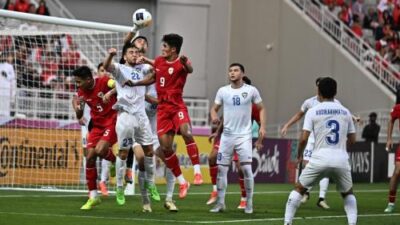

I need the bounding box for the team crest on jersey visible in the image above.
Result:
[168,67,174,75]
[242,92,248,99]
[97,92,104,98]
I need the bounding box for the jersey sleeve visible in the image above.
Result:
[251,87,262,104]
[300,99,309,113]
[302,110,313,132]
[214,88,224,105]
[109,62,122,80]
[347,114,356,134]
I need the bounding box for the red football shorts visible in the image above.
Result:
[396,145,400,162]
[157,104,191,136]
[87,125,117,149]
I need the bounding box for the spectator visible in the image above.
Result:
[0,53,16,116]
[338,3,352,26]
[36,0,50,16]
[352,0,366,22]
[27,3,35,14]
[61,42,80,76]
[362,112,381,143]
[15,0,30,13]
[351,14,364,38]
[3,0,16,11]
[363,7,379,30]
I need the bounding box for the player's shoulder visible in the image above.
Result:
[154,56,165,65]
[218,84,231,92]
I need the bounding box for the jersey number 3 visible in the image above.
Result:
[325,120,339,145]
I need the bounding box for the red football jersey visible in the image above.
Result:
[77,76,117,128]
[154,56,191,105]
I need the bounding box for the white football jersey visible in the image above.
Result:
[300,96,341,144]
[303,101,355,167]
[110,63,150,114]
[215,83,262,136]
[145,83,157,117]
[0,62,16,96]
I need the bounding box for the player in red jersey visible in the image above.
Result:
[72,66,117,210]
[125,33,202,198]
[384,86,400,213]
[207,76,262,208]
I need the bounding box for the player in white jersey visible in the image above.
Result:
[284,77,357,225]
[280,77,333,209]
[0,58,16,117]
[103,43,160,211]
[209,63,266,214]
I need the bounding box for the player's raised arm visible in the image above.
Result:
[123,67,155,87]
[280,111,305,137]
[180,55,193,73]
[103,48,117,73]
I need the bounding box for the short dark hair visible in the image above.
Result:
[162,33,183,54]
[242,76,251,85]
[318,77,337,99]
[73,66,93,79]
[229,63,245,73]
[97,62,103,70]
[133,35,148,44]
[369,112,377,118]
[316,77,325,85]
[120,42,139,64]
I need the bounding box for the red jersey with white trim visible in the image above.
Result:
[77,76,117,128]
[154,56,191,106]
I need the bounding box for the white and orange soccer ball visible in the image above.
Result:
[132,8,152,28]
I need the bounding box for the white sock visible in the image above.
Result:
[241,164,254,206]
[100,159,110,182]
[319,177,329,199]
[212,185,217,192]
[89,190,97,199]
[165,168,175,201]
[217,165,229,205]
[116,156,126,188]
[193,164,201,174]
[177,174,186,184]
[138,170,150,204]
[144,156,155,186]
[284,190,302,224]
[343,194,357,225]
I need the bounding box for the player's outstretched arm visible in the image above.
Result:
[280,111,305,137]
[386,119,395,151]
[137,55,155,66]
[123,68,155,87]
[145,94,158,104]
[103,48,117,73]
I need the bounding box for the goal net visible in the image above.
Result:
[0,11,130,192]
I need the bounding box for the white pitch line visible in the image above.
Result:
[0,189,390,198]
[0,211,398,224]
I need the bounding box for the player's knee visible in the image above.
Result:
[181,132,193,142]
[295,182,308,195]
[118,150,129,160]
[341,188,354,198]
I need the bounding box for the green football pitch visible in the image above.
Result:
[0,183,398,225]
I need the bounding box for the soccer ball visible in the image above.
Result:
[132,8,152,28]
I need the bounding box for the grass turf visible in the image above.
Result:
[0,183,399,225]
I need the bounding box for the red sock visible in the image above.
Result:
[389,190,397,203]
[86,166,97,191]
[209,165,218,185]
[239,178,246,198]
[103,148,116,163]
[165,153,182,177]
[186,141,200,165]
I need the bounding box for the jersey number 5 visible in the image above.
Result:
[326,120,339,145]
